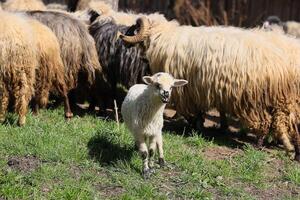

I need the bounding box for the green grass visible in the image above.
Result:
[0,107,299,199]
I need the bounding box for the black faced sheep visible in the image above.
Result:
[88,17,151,109]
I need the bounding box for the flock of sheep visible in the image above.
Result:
[1,0,300,177]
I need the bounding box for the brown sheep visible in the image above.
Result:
[27,18,73,118]
[0,11,38,126]
[2,0,46,11]
[27,10,103,111]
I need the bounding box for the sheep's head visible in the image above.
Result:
[263,16,286,34]
[143,72,188,103]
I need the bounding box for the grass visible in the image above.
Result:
[0,107,299,199]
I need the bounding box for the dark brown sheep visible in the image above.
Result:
[27,18,73,118]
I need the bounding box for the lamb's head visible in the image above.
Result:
[143,72,188,103]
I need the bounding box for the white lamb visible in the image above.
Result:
[121,72,188,178]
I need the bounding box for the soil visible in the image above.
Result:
[7,155,41,173]
[202,146,242,160]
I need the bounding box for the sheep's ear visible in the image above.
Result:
[143,76,153,85]
[88,9,100,23]
[173,79,188,87]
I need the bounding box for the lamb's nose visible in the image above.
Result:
[163,91,169,97]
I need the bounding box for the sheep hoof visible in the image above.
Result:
[0,117,5,123]
[18,118,26,126]
[143,168,152,179]
[65,112,73,119]
[159,158,165,168]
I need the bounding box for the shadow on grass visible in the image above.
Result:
[2,115,17,126]
[87,134,134,165]
[163,113,259,149]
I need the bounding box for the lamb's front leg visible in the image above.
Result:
[136,135,151,179]
[156,132,165,167]
[149,135,157,170]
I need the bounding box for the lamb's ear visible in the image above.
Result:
[143,76,153,85]
[173,79,188,87]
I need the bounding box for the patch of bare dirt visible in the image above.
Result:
[95,185,125,198]
[202,146,242,160]
[7,155,41,173]
[232,181,299,200]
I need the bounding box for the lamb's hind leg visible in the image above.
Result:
[136,135,151,179]
[0,84,9,123]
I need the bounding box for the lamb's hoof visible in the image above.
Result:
[143,168,153,179]
[159,158,165,168]
[65,112,73,119]
[32,111,38,116]
[295,154,300,162]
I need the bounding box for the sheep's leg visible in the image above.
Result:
[0,85,9,123]
[257,135,266,148]
[148,135,157,170]
[39,88,49,109]
[32,88,49,115]
[156,132,165,167]
[14,73,29,126]
[55,79,73,118]
[137,135,151,179]
[31,97,39,115]
[294,133,300,162]
[63,94,73,119]
[220,110,228,131]
[272,110,294,153]
[61,88,73,119]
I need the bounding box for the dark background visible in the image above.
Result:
[3,0,298,27]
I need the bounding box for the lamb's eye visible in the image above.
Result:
[155,83,160,89]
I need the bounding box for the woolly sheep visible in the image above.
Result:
[2,0,46,11]
[263,16,300,38]
[87,11,227,130]
[121,72,188,178]
[74,1,168,26]
[120,18,300,161]
[26,17,73,118]
[0,11,38,126]
[46,3,68,11]
[27,10,103,110]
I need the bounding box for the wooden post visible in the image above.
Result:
[114,100,120,130]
